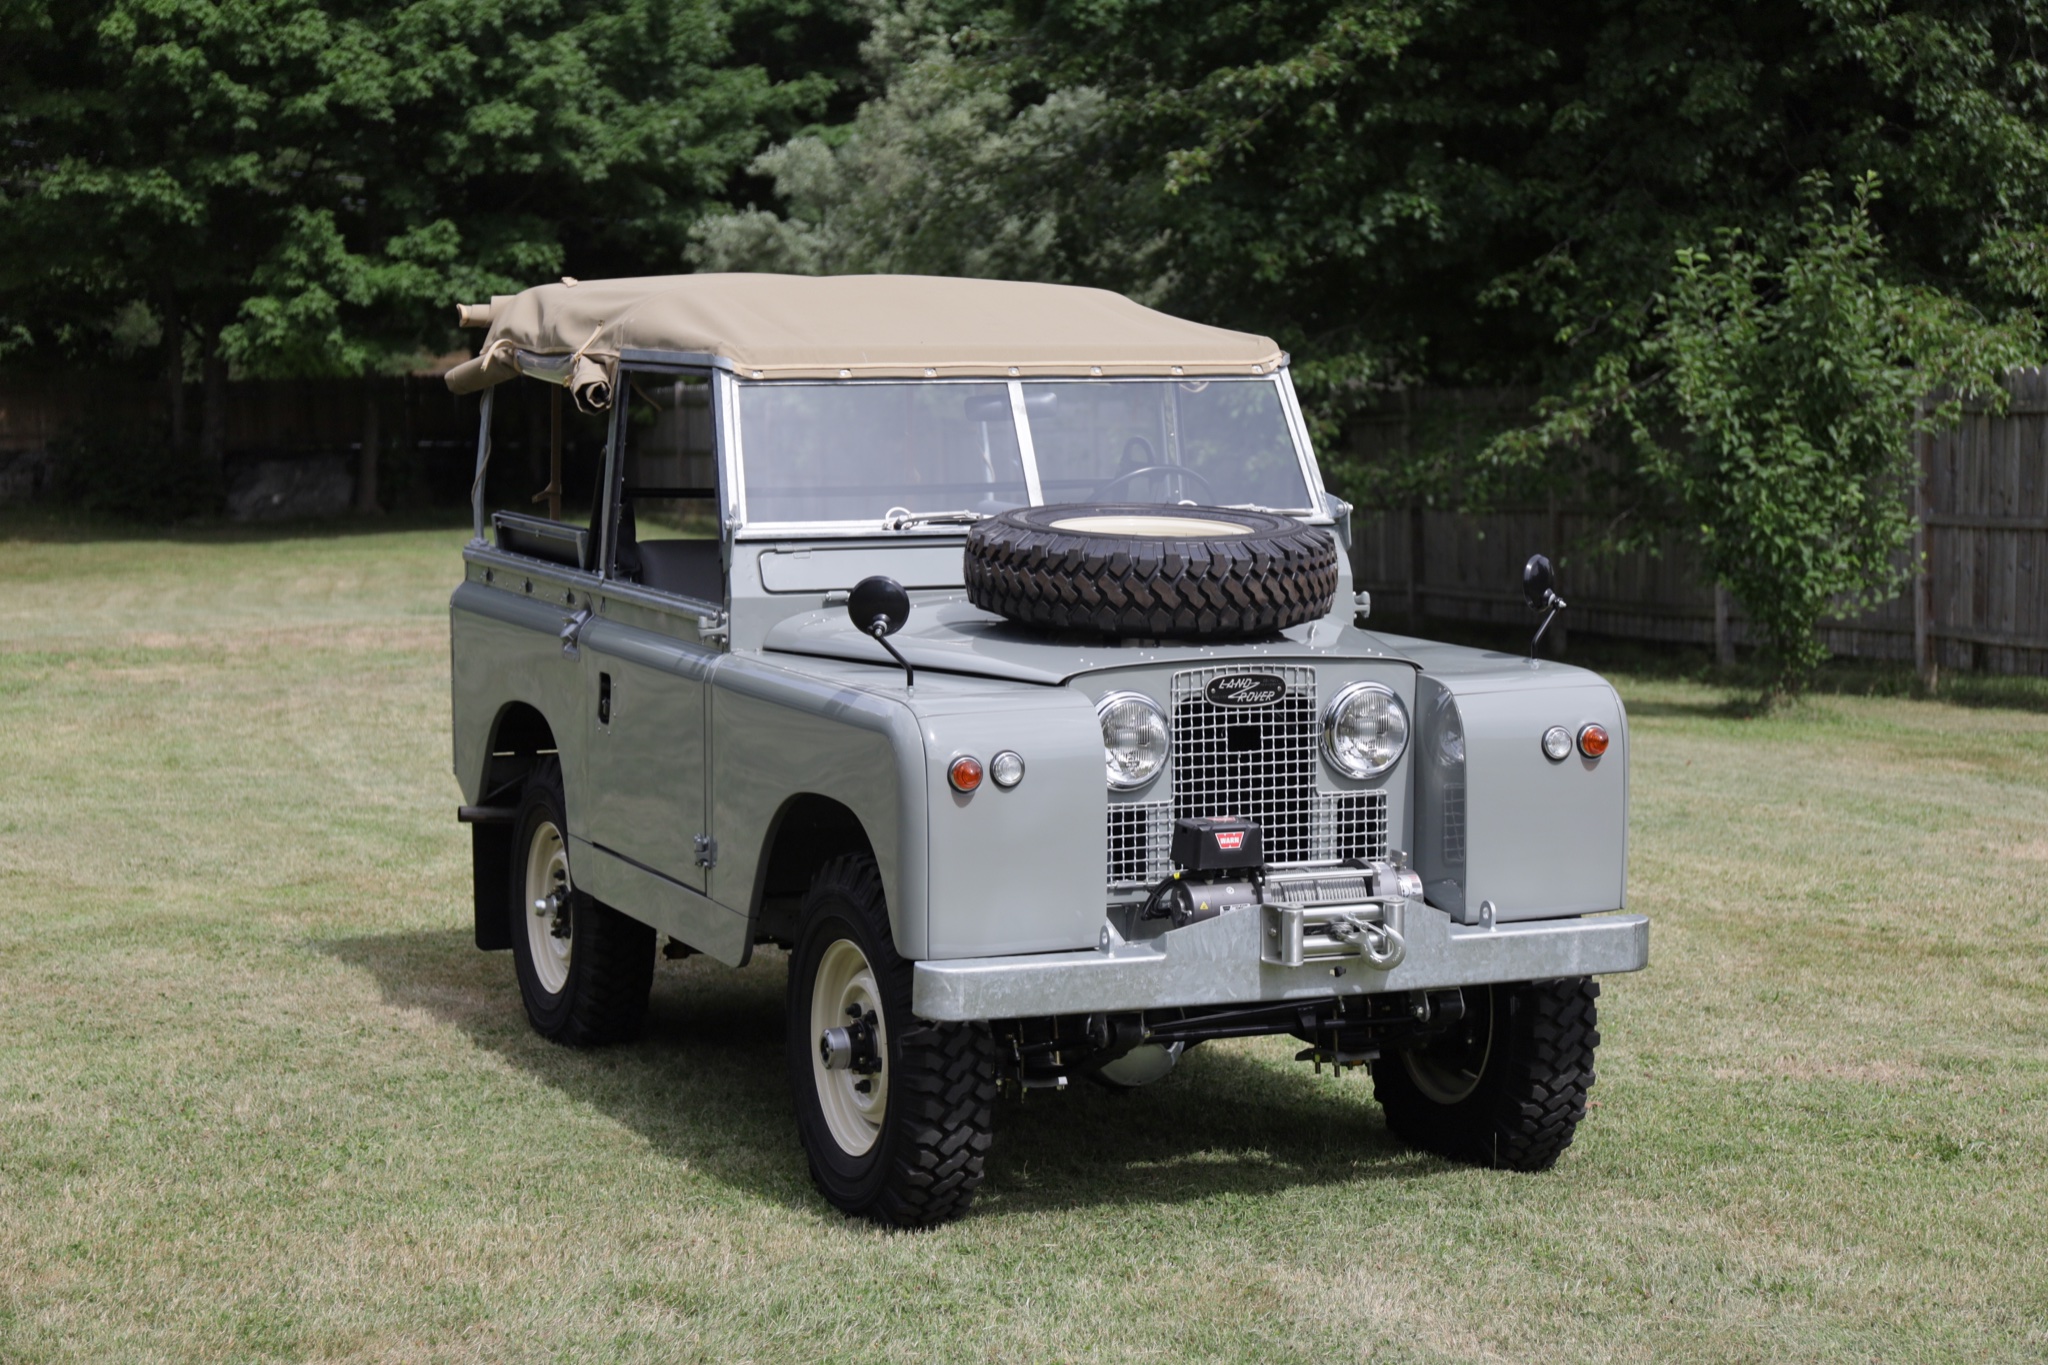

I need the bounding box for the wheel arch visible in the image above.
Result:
[749,793,880,950]
[467,699,564,953]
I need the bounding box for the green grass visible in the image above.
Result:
[2,515,2045,1363]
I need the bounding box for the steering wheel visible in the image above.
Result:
[1090,463,1219,502]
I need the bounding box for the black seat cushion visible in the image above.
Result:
[635,539,723,602]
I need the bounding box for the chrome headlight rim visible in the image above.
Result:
[1095,690,1170,791]
[1321,680,1410,779]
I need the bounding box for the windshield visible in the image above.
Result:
[735,377,1313,524]
[736,381,1029,523]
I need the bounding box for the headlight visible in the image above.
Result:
[1096,691,1169,790]
[1322,681,1409,778]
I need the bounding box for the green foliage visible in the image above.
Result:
[983,0,2048,388]
[691,0,1162,289]
[1493,178,2040,694]
[0,0,840,386]
[704,0,2048,686]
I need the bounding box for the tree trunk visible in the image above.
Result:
[199,336,226,472]
[356,372,381,513]
[161,294,185,451]
[396,374,416,511]
[1714,583,1736,666]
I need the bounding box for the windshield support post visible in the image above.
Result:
[469,387,495,543]
[1008,380,1045,506]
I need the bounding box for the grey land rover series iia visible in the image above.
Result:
[443,274,1646,1227]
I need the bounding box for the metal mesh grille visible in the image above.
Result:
[1106,801,1171,887]
[1442,781,1466,867]
[1170,664,1320,864]
[1102,669,1394,891]
[1314,791,1389,862]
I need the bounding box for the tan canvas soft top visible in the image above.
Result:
[444,273,1286,406]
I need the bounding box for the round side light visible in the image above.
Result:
[989,750,1025,789]
[1578,723,1610,759]
[1541,725,1573,761]
[948,754,984,792]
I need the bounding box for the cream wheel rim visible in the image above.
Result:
[810,938,888,1156]
[524,819,573,996]
[1048,513,1249,537]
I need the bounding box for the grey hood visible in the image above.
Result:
[761,597,1418,686]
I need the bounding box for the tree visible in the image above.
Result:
[0,0,839,487]
[1493,179,2037,693]
[691,0,1161,290]
[705,0,2048,683]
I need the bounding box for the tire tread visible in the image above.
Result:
[793,855,998,1227]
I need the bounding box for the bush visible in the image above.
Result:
[47,416,222,523]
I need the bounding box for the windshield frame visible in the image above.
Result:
[723,372,1328,536]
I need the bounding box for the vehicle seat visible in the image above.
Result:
[635,539,723,603]
[605,501,645,582]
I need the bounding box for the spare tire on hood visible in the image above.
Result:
[964,504,1339,640]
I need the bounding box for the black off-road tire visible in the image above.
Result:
[786,854,999,1227]
[508,757,656,1046]
[963,503,1338,639]
[1371,978,1600,1171]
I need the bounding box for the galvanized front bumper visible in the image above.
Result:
[910,901,1648,1022]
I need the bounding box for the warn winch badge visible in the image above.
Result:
[1214,831,1247,852]
[1205,673,1287,707]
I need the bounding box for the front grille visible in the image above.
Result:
[1442,781,1466,868]
[1172,664,1321,862]
[1103,666,1389,890]
[1317,791,1389,863]
[1107,800,1171,886]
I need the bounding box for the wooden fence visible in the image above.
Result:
[0,369,584,512]
[1348,369,2048,679]
[5,364,2043,676]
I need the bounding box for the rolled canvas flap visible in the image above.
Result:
[444,347,517,395]
[568,354,613,412]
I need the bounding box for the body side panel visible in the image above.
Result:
[449,574,591,812]
[569,835,749,965]
[579,614,715,890]
[708,656,929,957]
[912,688,1106,956]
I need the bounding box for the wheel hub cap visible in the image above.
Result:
[810,939,887,1156]
[523,819,573,995]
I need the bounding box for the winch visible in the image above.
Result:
[1137,817,1421,970]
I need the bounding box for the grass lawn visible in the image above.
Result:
[2,514,2045,1363]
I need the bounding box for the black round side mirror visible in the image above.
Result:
[848,575,911,639]
[1522,553,1556,610]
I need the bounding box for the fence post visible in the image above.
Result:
[355,372,380,514]
[1547,495,1567,655]
[1912,400,1936,691]
[1401,389,1424,622]
[1714,583,1735,666]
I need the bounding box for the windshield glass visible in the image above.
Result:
[1023,378,1309,510]
[736,382,1028,523]
[735,375,1312,524]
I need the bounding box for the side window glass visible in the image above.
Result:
[481,379,610,570]
[607,374,724,603]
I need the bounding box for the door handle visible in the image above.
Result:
[559,607,592,659]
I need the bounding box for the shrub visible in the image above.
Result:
[47,416,222,523]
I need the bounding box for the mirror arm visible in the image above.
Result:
[1529,591,1567,660]
[869,620,915,688]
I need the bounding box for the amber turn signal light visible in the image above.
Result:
[1577,723,1610,759]
[948,755,984,792]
